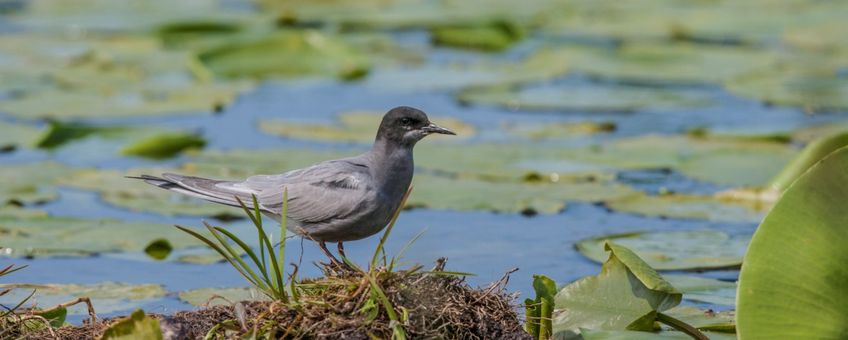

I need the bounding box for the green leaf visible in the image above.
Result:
[36,121,113,149]
[0,162,68,205]
[605,193,767,223]
[101,309,163,340]
[663,306,735,333]
[0,120,42,152]
[122,132,206,159]
[431,20,525,52]
[737,146,848,338]
[34,307,67,328]
[143,239,173,261]
[553,242,681,337]
[198,30,370,80]
[768,131,848,191]
[575,230,749,271]
[0,282,166,315]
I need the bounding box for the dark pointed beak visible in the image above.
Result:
[422,122,456,135]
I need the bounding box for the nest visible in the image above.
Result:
[16,261,529,340]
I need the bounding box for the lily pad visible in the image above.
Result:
[410,174,637,214]
[725,67,848,112]
[580,329,736,340]
[457,83,713,112]
[101,309,163,340]
[663,306,735,333]
[0,162,68,205]
[768,131,848,191]
[560,134,797,187]
[364,48,570,92]
[0,120,41,152]
[504,121,616,140]
[259,111,475,143]
[737,146,848,338]
[0,34,248,120]
[553,242,681,336]
[121,132,206,159]
[178,287,269,307]
[198,30,370,80]
[431,20,525,52]
[552,43,778,86]
[0,282,166,315]
[0,216,209,261]
[575,230,750,271]
[663,275,737,306]
[606,192,768,223]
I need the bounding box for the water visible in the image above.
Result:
[0,32,836,322]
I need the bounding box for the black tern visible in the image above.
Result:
[132,106,455,266]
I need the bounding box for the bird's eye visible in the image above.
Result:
[400,118,412,125]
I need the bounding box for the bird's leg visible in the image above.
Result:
[337,242,347,260]
[318,241,344,267]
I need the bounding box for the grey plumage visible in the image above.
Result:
[132,106,455,245]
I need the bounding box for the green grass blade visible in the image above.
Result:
[202,223,270,292]
[366,275,406,340]
[371,186,413,269]
[235,196,268,272]
[389,229,426,272]
[177,225,266,290]
[213,226,271,284]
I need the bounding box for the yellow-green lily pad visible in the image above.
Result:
[575,230,750,271]
[553,43,778,86]
[726,67,848,112]
[0,34,248,120]
[504,121,616,140]
[409,174,638,214]
[0,216,227,263]
[431,20,525,52]
[198,30,370,81]
[0,120,41,152]
[0,282,166,315]
[457,83,713,112]
[0,162,68,205]
[664,275,737,306]
[259,111,475,143]
[365,48,570,92]
[178,287,269,307]
[605,193,767,223]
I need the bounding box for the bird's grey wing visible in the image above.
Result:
[156,173,260,208]
[237,159,374,225]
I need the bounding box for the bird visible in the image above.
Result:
[130,106,455,267]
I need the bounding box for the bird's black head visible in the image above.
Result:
[375,106,455,147]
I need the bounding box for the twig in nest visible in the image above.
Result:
[18,314,57,339]
[36,297,98,323]
[472,267,518,304]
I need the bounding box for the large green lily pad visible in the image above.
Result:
[457,83,713,112]
[0,216,215,261]
[553,242,682,337]
[768,131,848,191]
[0,121,41,152]
[575,230,750,271]
[504,121,617,140]
[364,48,570,92]
[198,30,370,80]
[726,67,848,112]
[178,287,269,307]
[431,20,525,52]
[410,174,638,214]
[605,193,768,223]
[259,111,475,143]
[0,282,166,315]
[561,134,797,187]
[737,146,848,338]
[0,34,247,120]
[663,275,737,306]
[550,43,778,86]
[0,162,68,205]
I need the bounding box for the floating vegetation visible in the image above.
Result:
[575,230,749,271]
[457,83,714,112]
[259,111,475,143]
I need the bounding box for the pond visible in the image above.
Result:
[1,0,847,330]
